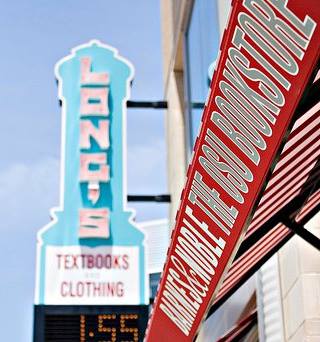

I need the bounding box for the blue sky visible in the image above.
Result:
[0,1,166,340]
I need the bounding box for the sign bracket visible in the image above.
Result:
[127,194,171,202]
[126,100,205,110]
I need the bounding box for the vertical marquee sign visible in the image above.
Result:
[146,0,320,341]
[34,41,148,340]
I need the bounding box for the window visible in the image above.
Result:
[185,0,220,150]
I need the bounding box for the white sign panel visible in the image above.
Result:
[44,246,139,305]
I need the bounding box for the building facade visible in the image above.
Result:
[160,0,320,341]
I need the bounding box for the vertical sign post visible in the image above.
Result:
[35,41,148,338]
[145,0,320,341]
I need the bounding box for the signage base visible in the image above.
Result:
[33,304,149,342]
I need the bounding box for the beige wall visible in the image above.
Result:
[278,213,320,341]
[160,0,191,225]
[160,0,231,225]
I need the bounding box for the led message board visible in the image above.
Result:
[34,305,148,342]
[35,41,148,306]
[145,0,320,341]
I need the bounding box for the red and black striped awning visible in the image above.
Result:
[206,70,320,319]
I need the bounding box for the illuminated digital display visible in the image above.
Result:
[34,305,148,342]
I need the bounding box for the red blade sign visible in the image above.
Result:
[145,0,320,341]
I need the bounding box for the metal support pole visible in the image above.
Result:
[127,101,168,109]
[126,100,205,110]
[127,194,171,203]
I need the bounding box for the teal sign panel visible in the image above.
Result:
[35,41,148,305]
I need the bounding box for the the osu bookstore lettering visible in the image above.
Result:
[159,0,316,336]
